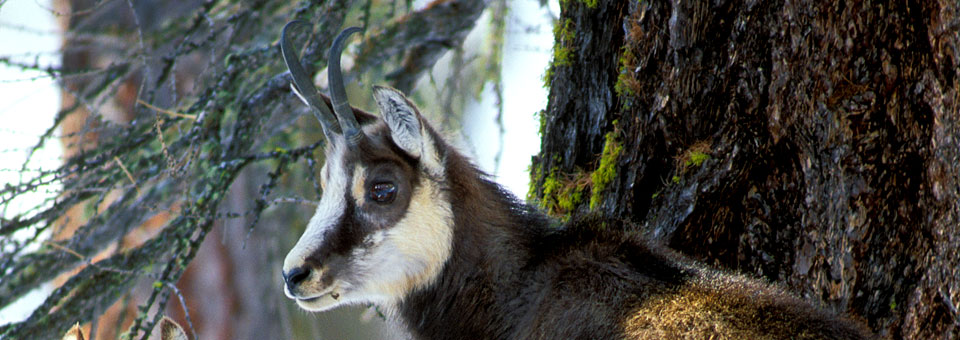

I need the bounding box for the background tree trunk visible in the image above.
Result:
[530,0,960,338]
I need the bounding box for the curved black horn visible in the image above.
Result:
[281,21,341,139]
[328,26,364,145]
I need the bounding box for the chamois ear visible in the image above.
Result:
[62,323,85,340]
[373,85,443,176]
[154,317,188,340]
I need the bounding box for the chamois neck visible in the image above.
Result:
[447,152,549,263]
[397,151,550,340]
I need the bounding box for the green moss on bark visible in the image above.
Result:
[590,130,622,210]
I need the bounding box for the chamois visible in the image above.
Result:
[279,22,875,340]
[61,317,187,340]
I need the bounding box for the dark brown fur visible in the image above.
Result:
[386,121,874,340]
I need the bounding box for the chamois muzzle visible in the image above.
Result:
[282,265,310,289]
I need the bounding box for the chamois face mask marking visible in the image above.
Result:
[281,23,454,313]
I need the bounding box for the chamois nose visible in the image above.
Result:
[283,266,310,288]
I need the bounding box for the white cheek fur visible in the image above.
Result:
[349,176,453,303]
[283,144,348,273]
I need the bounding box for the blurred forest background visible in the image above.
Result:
[2,0,960,340]
[0,0,549,338]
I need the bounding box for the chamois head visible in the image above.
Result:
[280,22,453,312]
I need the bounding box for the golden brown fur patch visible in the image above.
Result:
[623,272,868,339]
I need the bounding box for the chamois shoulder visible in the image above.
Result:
[532,215,690,279]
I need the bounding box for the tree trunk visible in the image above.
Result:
[530,0,960,339]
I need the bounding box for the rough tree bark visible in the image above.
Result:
[530,0,959,339]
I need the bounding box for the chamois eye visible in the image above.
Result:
[369,182,397,203]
